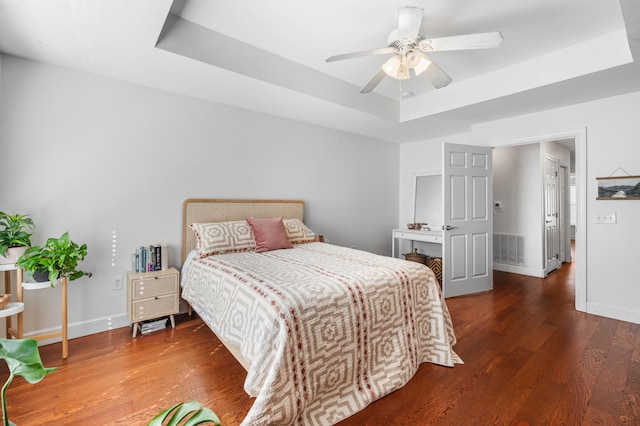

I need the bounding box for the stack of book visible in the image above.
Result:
[139,317,168,334]
[132,242,168,273]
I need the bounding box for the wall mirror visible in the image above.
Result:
[412,172,443,228]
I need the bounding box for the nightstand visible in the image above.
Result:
[127,267,179,337]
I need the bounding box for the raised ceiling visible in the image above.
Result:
[0,0,639,143]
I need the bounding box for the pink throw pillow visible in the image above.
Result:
[246,217,294,253]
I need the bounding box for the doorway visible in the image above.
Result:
[491,128,586,312]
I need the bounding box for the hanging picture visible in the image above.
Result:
[596,175,640,200]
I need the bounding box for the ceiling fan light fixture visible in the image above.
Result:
[326,6,502,94]
[404,50,431,76]
[403,50,419,66]
[382,55,410,80]
[413,56,432,76]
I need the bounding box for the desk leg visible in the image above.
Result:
[62,277,68,359]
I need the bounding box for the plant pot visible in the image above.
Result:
[32,270,51,283]
[0,246,28,265]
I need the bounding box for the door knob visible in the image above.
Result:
[443,225,458,231]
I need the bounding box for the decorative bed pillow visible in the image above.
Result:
[283,218,315,244]
[246,217,294,253]
[190,221,256,257]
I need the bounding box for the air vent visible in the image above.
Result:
[493,233,525,266]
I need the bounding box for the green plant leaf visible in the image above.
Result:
[0,212,35,257]
[0,339,56,384]
[16,232,90,286]
[147,401,220,426]
[0,339,55,426]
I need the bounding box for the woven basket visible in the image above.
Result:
[404,249,427,264]
[428,257,443,283]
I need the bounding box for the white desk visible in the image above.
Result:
[391,229,443,258]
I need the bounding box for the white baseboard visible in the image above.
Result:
[493,263,546,278]
[22,313,131,346]
[587,302,640,325]
[16,303,191,346]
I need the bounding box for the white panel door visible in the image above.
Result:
[443,143,493,297]
[544,156,560,274]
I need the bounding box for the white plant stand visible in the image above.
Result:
[1,264,69,359]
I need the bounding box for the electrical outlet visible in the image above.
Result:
[112,276,123,291]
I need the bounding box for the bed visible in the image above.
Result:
[180,199,461,425]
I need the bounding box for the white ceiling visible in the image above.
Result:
[1,0,639,143]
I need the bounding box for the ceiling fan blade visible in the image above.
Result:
[326,47,395,62]
[420,56,452,89]
[398,6,424,40]
[360,68,387,94]
[419,31,503,52]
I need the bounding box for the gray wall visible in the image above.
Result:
[0,55,399,339]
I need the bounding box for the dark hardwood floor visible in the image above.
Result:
[3,255,639,425]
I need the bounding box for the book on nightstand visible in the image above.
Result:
[139,317,169,334]
[132,242,169,273]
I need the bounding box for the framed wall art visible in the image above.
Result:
[596,175,640,200]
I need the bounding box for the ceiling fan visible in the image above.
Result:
[326,6,503,94]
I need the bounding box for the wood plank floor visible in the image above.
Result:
[2,256,639,425]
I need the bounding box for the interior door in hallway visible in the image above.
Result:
[443,143,493,297]
[544,155,560,274]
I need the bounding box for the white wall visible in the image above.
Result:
[399,90,640,324]
[474,90,640,324]
[493,144,543,275]
[0,55,399,340]
[492,142,570,277]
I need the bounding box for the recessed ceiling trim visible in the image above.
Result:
[156,14,399,121]
[401,28,633,122]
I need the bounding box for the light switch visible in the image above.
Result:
[594,212,617,224]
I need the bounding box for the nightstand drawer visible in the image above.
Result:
[131,293,178,322]
[131,274,178,300]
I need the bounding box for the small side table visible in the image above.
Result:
[23,277,69,359]
[127,267,179,337]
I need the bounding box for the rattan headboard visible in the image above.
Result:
[181,199,305,264]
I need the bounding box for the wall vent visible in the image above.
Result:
[493,233,526,266]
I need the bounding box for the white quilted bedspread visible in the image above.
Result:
[182,242,461,425]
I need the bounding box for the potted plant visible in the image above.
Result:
[16,232,91,287]
[0,212,35,265]
[0,338,56,426]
